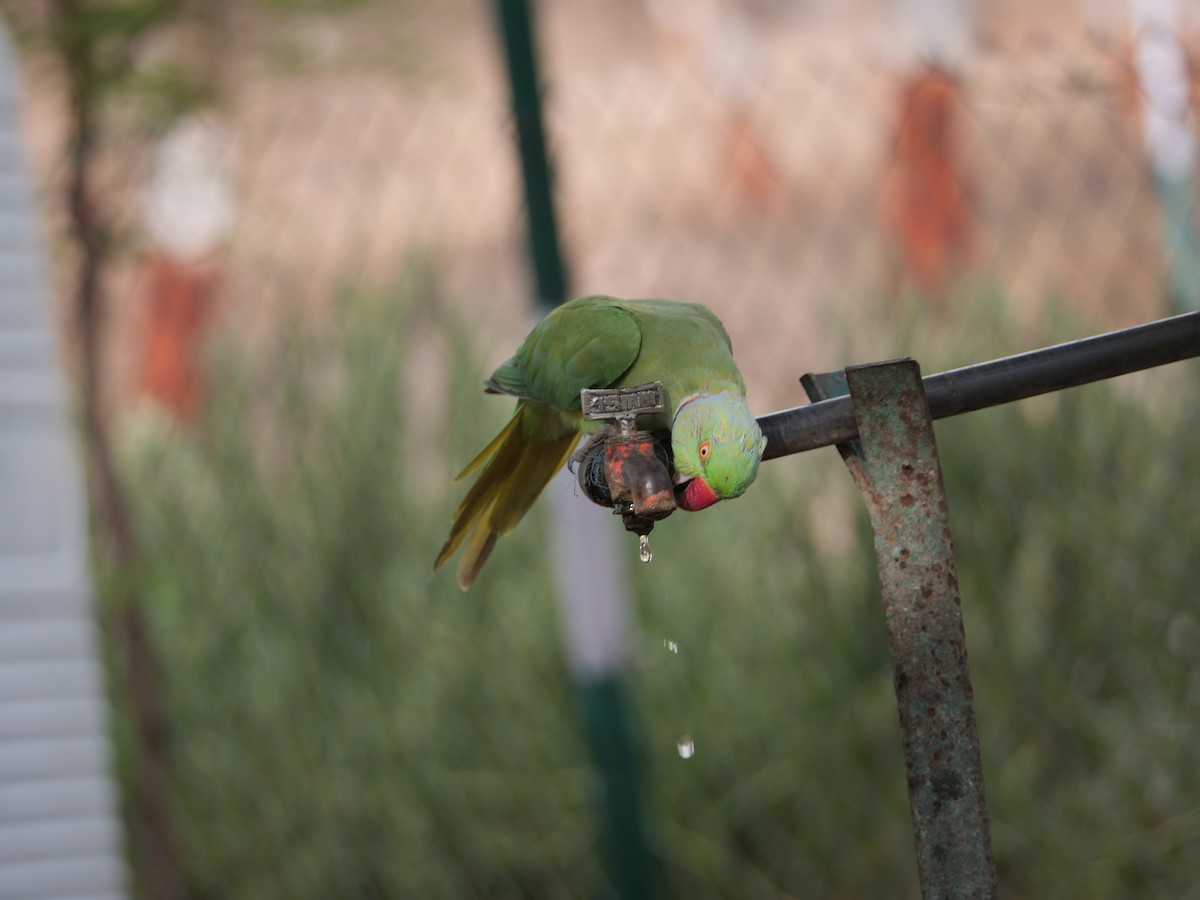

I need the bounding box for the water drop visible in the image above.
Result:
[638,534,652,563]
[663,639,678,653]
[676,735,695,759]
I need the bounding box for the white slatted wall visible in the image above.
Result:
[0,18,128,900]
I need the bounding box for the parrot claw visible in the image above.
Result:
[569,425,616,472]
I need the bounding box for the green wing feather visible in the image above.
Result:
[486,297,643,412]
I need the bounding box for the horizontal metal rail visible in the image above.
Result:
[759,310,1200,461]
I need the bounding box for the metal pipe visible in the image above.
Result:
[760,310,1200,461]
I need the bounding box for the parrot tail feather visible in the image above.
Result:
[456,529,499,592]
[453,415,521,482]
[436,408,578,589]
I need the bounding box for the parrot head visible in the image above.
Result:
[670,392,767,511]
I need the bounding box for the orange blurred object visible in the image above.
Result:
[721,106,782,213]
[882,65,972,299]
[136,252,219,422]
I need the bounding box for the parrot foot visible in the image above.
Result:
[568,425,617,473]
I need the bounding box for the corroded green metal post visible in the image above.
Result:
[804,360,998,900]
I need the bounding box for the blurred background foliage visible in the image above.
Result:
[115,271,1200,898]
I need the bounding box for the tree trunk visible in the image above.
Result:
[50,3,188,897]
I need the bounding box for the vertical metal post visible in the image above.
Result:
[492,3,651,898]
[804,359,998,900]
[493,0,568,308]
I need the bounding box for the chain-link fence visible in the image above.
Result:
[212,1,1185,399]
[11,0,1200,897]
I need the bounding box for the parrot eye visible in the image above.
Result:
[698,440,711,461]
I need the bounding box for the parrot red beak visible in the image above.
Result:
[675,476,720,511]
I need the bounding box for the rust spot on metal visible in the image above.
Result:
[933,769,965,803]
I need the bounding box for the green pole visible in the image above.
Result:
[1129,0,1200,313]
[491,3,652,897]
[493,0,568,309]
[577,677,652,900]
[1151,169,1200,313]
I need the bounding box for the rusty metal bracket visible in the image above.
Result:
[804,359,998,900]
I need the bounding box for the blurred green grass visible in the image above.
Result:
[115,276,1200,899]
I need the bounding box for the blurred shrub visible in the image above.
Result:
[116,280,1200,899]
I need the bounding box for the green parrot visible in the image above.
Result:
[435,294,767,589]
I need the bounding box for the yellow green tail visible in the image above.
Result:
[435,406,578,589]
